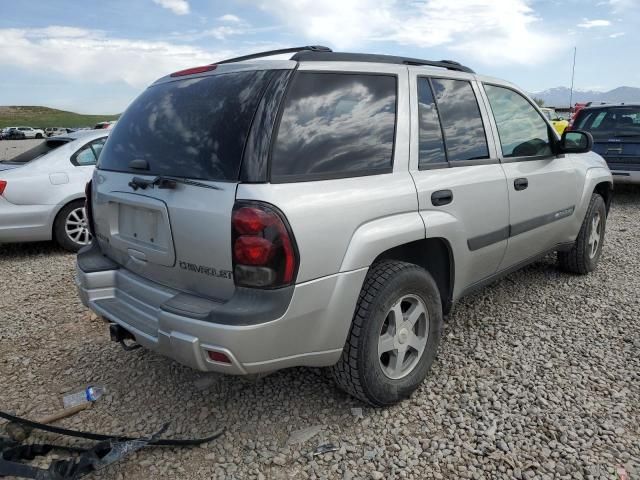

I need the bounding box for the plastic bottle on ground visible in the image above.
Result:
[62,386,105,409]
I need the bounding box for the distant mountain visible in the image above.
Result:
[529,86,640,108]
[0,106,119,129]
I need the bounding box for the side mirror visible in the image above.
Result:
[559,130,592,154]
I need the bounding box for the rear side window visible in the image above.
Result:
[98,70,274,181]
[271,72,396,182]
[430,78,489,163]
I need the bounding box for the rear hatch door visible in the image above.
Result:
[93,67,285,301]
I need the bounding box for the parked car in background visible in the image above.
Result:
[1,128,26,140]
[76,47,612,406]
[93,121,116,130]
[15,126,45,139]
[45,127,67,137]
[0,130,109,251]
[541,107,569,135]
[572,103,640,184]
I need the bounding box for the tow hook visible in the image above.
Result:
[109,324,141,351]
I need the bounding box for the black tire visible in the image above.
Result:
[558,193,606,274]
[331,260,443,406]
[53,200,91,252]
[35,133,43,139]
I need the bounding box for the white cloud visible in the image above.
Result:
[607,0,640,12]
[609,32,626,37]
[152,0,190,15]
[577,19,611,28]
[246,0,563,66]
[0,27,233,88]
[218,14,242,23]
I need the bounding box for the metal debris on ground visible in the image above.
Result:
[0,410,224,479]
[310,443,339,457]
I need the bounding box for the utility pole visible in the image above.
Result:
[569,47,577,111]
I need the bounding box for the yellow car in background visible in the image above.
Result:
[541,107,569,135]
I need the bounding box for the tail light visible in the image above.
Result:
[0,180,6,196]
[232,202,298,288]
[84,180,95,236]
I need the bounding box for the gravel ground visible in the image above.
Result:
[0,139,43,161]
[0,187,638,480]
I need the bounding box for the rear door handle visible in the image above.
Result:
[431,189,453,206]
[514,178,528,191]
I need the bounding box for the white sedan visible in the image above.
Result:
[0,130,109,251]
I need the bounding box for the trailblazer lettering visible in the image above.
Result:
[179,261,233,279]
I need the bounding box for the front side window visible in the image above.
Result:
[430,78,489,163]
[417,78,447,168]
[484,85,552,158]
[271,72,397,181]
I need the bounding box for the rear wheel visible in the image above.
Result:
[54,200,92,252]
[35,133,43,139]
[558,193,606,274]
[331,261,443,406]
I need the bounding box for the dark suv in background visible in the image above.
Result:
[572,103,640,184]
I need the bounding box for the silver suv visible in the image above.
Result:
[76,46,613,405]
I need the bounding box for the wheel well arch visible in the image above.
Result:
[51,196,85,237]
[594,181,613,214]
[372,237,454,315]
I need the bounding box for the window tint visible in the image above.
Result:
[271,72,396,181]
[98,70,274,181]
[430,78,489,162]
[417,78,446,167]
[484,85,552,158]
[575,106,640,139]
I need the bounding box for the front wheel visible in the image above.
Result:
[331,261,443,406]
[54,200,92,252]
[558,193,606,274]
[35,133,43,139]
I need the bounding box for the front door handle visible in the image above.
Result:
[431,189,453,206]
[514,178,528,191]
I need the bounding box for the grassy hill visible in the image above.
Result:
[0,106,119,129]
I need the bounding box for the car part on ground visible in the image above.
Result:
[77,47,612,405]
[0,411,224,479]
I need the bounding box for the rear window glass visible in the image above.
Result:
[430,78,489,162]
[576,106,640,138]
[271,72,396,182]
[3,138,69,163]
[98,70,273,181]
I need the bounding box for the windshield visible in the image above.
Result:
[2,138,70,163]
[98,70,276,181]
[576,106,640,138]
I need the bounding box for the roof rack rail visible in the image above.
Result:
[216,46,332,65]
[290,51,474,73]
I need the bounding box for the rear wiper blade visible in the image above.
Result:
[128,176,222,191]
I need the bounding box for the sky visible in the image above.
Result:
[1,0,639,114]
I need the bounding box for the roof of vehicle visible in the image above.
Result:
[55,129,111,142]
[581,102,640,110]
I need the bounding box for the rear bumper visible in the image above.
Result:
[611,169,640,184]
[75,246,366,375]
[0,197,54,242]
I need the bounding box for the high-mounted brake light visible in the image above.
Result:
[0,180,6,196]
[232,202,298,288]
[170,65,217,77]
